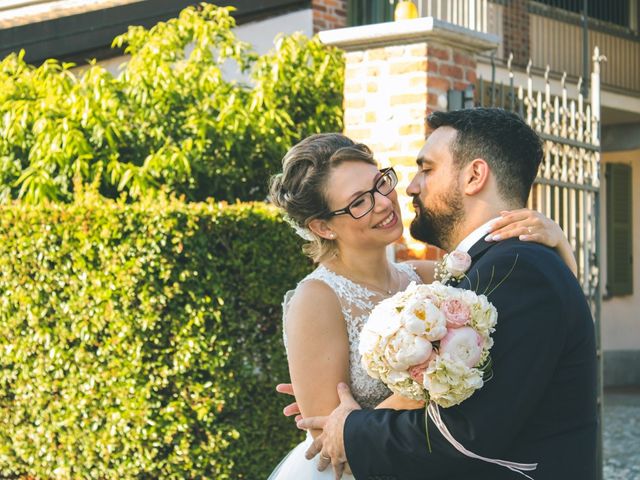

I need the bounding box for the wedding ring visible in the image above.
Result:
[527,226,533,234]
[320,454,331,461]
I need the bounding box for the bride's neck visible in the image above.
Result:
[324,245,392,286]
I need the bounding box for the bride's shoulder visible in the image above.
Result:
[285,278,343,334]
[288,276,338,311]
[401,259,436,284]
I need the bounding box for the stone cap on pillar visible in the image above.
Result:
[319,17,499,54]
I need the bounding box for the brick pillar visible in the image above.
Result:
[320,19,498,258]
[503,0,530,67]
[312,0,347,33]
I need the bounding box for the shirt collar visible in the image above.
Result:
[455,217,500,253]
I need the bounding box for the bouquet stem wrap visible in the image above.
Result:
[428,402,538,479]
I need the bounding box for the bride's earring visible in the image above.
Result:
[329,233,336,239]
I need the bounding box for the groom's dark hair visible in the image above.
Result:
[427,108,543,206]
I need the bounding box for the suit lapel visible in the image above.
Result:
[466,238,496,264]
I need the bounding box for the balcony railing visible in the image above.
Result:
[421,0,489,33]
[529,6,640,93]
[411,0,640,94]
[532,0,638,33]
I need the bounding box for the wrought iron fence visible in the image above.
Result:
[475,48,605,480]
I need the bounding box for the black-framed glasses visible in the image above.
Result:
[327,167,398,219]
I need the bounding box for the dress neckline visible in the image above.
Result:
[315,262,410,298]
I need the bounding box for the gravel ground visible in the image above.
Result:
[603,388,640,480]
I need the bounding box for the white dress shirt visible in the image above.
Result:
[454,217,500,253]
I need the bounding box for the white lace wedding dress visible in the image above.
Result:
[268,262,422,479]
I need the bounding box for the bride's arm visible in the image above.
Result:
[285,279,350,439]
[375,393,424,410]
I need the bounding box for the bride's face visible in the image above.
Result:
[321,161,403,249]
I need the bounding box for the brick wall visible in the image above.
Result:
[503,0,530,67]
[426,45,477,114]
[312,0,347,33]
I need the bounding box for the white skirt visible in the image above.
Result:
[268,432,356,480]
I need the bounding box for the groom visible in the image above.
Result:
[287,108,597,479]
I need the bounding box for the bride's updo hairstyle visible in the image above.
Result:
[269,133,377,263]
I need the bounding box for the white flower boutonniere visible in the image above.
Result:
[435,250,472,284]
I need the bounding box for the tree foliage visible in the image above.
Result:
[0,3,344,204]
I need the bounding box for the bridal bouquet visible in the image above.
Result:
[359,278,538,478]
[359,281,497,408]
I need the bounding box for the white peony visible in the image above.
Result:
[439,326,484,368]
[422,302,448,341]
[383,328,433,370]
[366,300,402,338]
[358,328,381,356]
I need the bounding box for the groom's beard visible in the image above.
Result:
[410,190,464,251]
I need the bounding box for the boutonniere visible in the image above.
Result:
[434,250,472,284]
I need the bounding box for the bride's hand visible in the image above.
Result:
[375,393,425,410]
[276,383,303,423]
[486,208,577,277]
[485,209,562,246]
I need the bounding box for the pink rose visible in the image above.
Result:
[445,250,472,277]
[408,361,429,384]
[439,327,484,368]
[408,351,436,384]
[441,298,471,328]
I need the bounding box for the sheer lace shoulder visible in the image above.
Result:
[394,261,422,283]
[282,262,422,408]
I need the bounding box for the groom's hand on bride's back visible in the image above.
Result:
[276,383,303,423]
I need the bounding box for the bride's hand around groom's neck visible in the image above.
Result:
[485,208,578,277]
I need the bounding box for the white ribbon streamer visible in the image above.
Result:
[427,402,538,479]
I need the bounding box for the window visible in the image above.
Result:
[606,162,634,296]
[348,0,395,26]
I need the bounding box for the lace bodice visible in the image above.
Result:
[282,262,422,409]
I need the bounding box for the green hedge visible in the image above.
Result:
[0,195,312,479]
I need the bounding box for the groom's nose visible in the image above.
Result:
[406,174,420,196]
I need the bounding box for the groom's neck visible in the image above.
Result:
[447,200,515,251]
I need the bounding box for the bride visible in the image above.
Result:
[267,133,576,479]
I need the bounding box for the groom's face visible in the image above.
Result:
[406,127,465,250]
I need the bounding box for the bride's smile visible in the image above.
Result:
[373,210,398,229]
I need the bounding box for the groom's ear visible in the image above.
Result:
[462,158,491,196]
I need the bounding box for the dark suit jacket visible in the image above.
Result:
[344,238,598,480]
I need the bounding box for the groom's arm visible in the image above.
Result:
[344,245,575,479]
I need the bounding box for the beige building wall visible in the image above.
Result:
[601,148,640,351]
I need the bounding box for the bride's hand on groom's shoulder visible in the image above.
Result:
[485,208,563,246]
[486,208,578,276]
[375,393,425,411]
